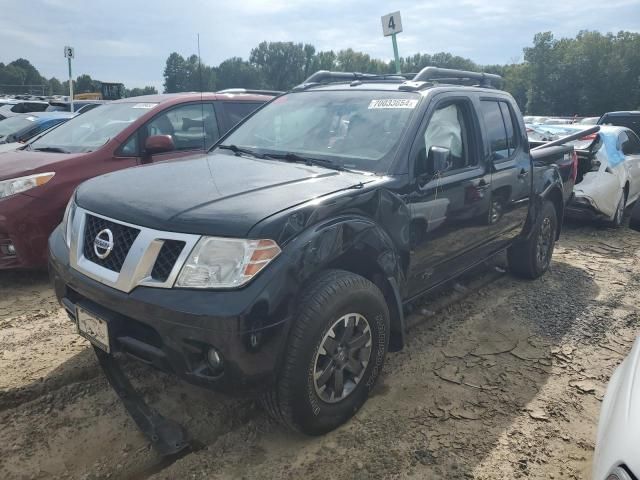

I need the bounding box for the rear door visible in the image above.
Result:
[479,98,531,244]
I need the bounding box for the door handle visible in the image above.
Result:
[518,169,529,178]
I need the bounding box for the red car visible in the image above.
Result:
[0,91,275,269]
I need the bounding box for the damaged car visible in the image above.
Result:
[566,125,640,226]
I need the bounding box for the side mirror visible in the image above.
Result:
[429,146,451,174]
[144,135,175,156]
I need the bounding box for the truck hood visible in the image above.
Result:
[76,152,375,237]
[0,148,80,180]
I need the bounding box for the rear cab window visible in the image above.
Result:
[480,99,521,161]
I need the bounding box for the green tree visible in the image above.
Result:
[48,77,64,95]
[75,74,96,93]
[216,57,263,90]
[249,41,309,90]
[163,52,188,93]
[126,86,158,97]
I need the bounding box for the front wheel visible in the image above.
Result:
[261,270,389,435]
[508,200,557,279]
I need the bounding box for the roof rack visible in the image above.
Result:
[399,67,502,91]
[293,71,411,91]
[216,88,283,96]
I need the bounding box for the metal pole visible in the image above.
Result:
[391,33,401,74]
[68,57,74,113]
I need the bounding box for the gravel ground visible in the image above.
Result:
[1,220,639,480]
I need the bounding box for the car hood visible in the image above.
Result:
[0,148,83,180]
[76,152,376,237]
[593,336,640,479]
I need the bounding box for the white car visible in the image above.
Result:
[565,125,640,226]
[593,336,640,479]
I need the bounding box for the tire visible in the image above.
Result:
[262,270,390,435]
[508,200,557,279]
[609,190,626,228]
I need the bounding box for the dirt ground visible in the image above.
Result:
[2,220,640,480]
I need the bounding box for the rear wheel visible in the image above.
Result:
[261,270,389,435]
[508,200,557,279]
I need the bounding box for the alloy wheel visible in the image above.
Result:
[313,313,372,404]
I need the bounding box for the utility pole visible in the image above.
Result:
[64,46,75,112]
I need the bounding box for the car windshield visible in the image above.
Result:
[219,90,420,172]
[0,115,34,138]
[30,102,157,153]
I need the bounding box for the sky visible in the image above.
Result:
[1,0,639,91]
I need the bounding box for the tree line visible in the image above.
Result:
[164,30,640,115]
[0,59,157,97]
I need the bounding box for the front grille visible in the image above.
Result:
[151,240,185,281]
[83,214,140,272]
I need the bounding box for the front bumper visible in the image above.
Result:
[49,225,297,394]
[0,193,60,269]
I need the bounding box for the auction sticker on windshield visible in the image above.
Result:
[132,103,157,109]
[368,99,419,109]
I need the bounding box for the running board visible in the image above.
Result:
[93,347,189,456]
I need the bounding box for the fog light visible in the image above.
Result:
[207,347,223,372]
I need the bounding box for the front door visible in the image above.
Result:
[404,94,493,298]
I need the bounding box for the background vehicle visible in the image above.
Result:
[0,100,49,120]
[593,336,640,480]
[46,100,106,114]
[579,116,600,125]
[0,90,275,269]
[564,125,640,226]
[599,111,640,137]
[49,68,574,448]
[0,112,74,145]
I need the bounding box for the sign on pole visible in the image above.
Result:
[381,12,402,74]
[64,46,75,112]
[381,11,403,37]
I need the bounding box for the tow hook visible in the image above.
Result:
[93,347,189,456]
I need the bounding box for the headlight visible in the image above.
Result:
[176,237,281,288]
[0,172,55,199]
[61,196,77,248]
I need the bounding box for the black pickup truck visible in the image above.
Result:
[49,68,574,450]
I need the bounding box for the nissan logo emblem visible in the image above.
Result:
[93,229,114,260]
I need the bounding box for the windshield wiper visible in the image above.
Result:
[32,146,70,153]
[267,152,345,171]
[217,144,266,159]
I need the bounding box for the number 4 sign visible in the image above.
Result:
[381,11,402,37]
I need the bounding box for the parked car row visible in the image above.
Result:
[0,90,276,269]
[527,118,640,225]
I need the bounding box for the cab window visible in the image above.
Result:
[145,103,219,151]
[415,100,475,176]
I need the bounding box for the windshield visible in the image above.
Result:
[219,90,420,172]
[0,115,34,138]
[30,102,156,153]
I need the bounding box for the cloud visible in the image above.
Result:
[1,0,639,89]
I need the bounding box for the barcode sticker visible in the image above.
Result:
[368,99,419,109]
